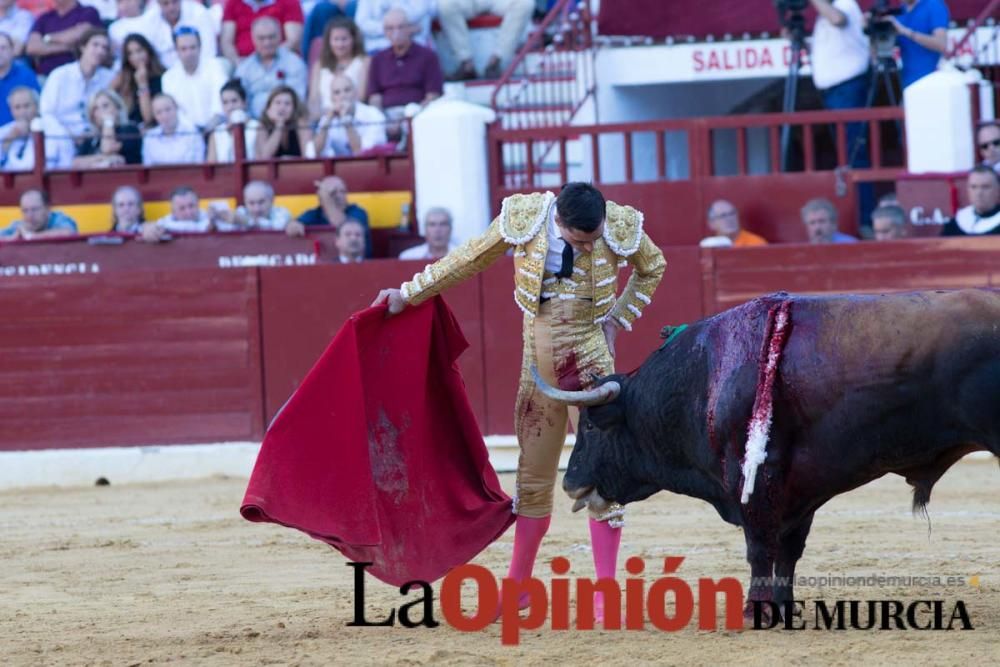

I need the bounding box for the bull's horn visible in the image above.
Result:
[530,365,621,406]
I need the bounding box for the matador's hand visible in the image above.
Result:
[372,288,407,316]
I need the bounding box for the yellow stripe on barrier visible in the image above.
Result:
[0,191,412,235]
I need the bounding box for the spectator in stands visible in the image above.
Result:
[0,0,34,57]
[254,84,313,158]
[39,28,114,139]
[143,185,214,239]
[0,86,75,170]
[941,166,1000,236]
[809,0,869,160]
[313,72,385,157]
[399,206,458,259]
[302,0,357,58]
[144,0,218,68]
[142,92,205,164]
[307,17,369,119]
[235,16,307,118]
[871,204,907,241]
[354,0,434,54]
[221,0,303,63]
[110,185,145,233]
[111,34,165,127]
[0,31,38,126]
[162,27,229,130]
[287,174,372,255]
[801,197,858,244]
[207,78,258,161]
[701,199,768,247]
[26,0,103,76]
[108,0,146,56]
[214,180,293,231]
[885,0,949,89]
[878,192,900,207]
[0,188,78,239]
[977,121,1000,174]
[334,216,365,262]
[72,89,143,167]
[367,7,442,120]
[438,0,534,81]
[82,0,117,22]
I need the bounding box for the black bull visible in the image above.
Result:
[541,290,1000,612]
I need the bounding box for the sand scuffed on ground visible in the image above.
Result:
[2,457,998,666]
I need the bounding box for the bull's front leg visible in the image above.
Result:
[742,526,778,624]
[739,466,785,626]
[772,512,814,609]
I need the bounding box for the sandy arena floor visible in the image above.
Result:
[2,457,998,666]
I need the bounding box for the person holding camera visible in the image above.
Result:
[885,0,950,89]
[810,0,870,112]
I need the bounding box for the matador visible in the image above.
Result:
[373,183,666,618]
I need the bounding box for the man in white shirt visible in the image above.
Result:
[214,180,294,232]
[353,0,434,54]
[145,186,213,238]
[313,72,385,157]
[141,0,218,68]
[142,93,205,165]
[399,206,458,260]
[161,28,229,129]
[109,0,146,56]
[809,0,870,161]
[0,86,74,171]
[39,27,114,138]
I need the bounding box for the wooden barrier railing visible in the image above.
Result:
[3,234,1000,450]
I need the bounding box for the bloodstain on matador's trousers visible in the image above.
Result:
[512,296,614,518]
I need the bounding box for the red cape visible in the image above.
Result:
[241,297,514,585]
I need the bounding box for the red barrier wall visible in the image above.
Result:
[4,236,1000,451]
[0,268,264,450]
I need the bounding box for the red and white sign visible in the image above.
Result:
[603,28,996,85]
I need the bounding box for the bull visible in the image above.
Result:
[535,290,1000,616]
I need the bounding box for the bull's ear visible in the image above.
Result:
[584,402,624,431]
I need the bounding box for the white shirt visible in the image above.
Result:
[79,0,117,21]
[0,116,75,171]
[140,0,219,69]
[317,101,387,157]
[39,63,115,137]
[953,205,1000,235]
[156,210,212,233]
[109,15,146,57]
[811,0,870,90]
[354,0,435,54]
[544,203,577,274]
[399,241,458,260]
[142,119,206,165]
[216,206,291,231]
[211,118,258,162]
[317,58,366,110]
[161,57,230,129]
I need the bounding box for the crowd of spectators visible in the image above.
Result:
[0,0,543,173]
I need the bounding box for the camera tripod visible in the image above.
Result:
[845,55,903,169]
[779,20,807,172]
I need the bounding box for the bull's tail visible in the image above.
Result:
[740,300,792,504]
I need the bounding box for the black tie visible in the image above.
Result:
[556,241,574,279]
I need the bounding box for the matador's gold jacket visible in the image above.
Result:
[399,191,666,330]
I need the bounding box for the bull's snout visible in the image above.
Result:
[562,480,611,515]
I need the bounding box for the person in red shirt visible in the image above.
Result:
[220,0,303,63]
